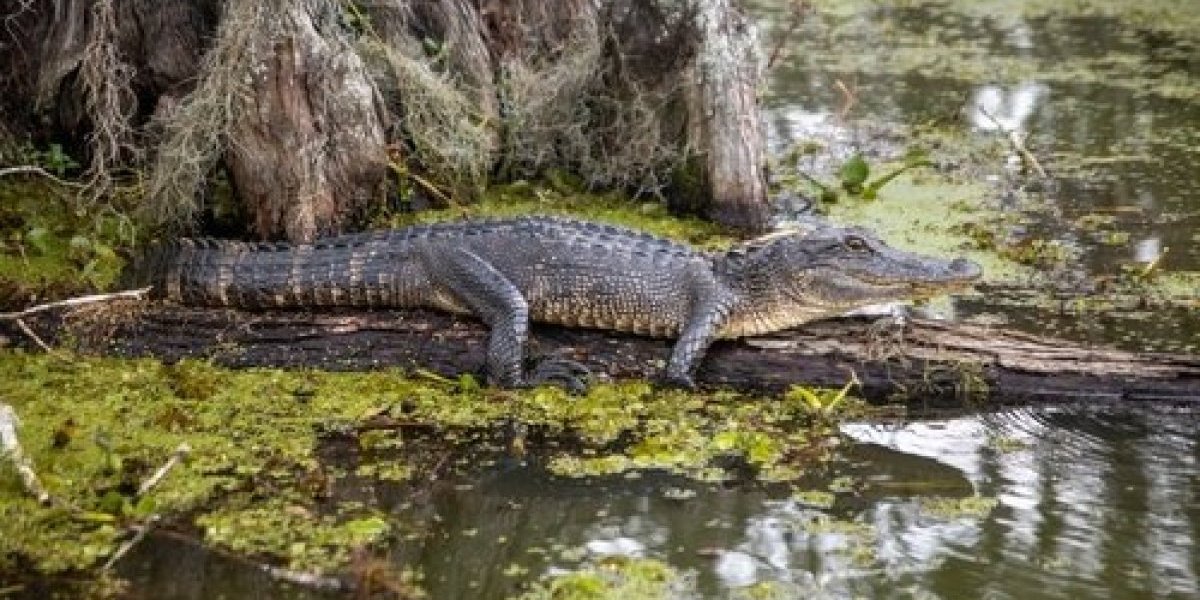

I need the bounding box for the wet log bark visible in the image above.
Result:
[17,304,1198,405]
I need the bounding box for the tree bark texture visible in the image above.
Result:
[225,1,388,243]
[687,0,770,233]
[2,0,772,239]
[19,304,1198,405]
[0,0,219,139]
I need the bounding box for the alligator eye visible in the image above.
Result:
[844,236,870,253]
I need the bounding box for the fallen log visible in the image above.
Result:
[8,302,1200,403]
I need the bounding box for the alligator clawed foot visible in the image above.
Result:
[654,372,697,391]
[526,358,592,394]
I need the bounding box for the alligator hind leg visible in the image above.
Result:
[424,247,588,391]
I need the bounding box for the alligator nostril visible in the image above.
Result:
[950,258,983,279]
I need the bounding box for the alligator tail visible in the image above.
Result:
[118,240,181,298]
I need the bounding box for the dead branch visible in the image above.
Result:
[0,287,150,320]
[137,442,191,497]
[0,402,51,505]
[0,165,87,188]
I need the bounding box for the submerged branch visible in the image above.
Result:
[261,565,346,592]
[102,515,160,571]
[977,107,1048,178]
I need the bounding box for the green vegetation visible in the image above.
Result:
[766,0,1200,102]
[383,179,734,250]
[920,494,1000,519]
[0,179,131,307]
[515,558,681,600]
[0,351,854,586]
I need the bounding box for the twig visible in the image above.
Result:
[12,319,55,354]
[0,403,52,505]
[976,107,1048,178]
[101,442,191,570]
[137,442,191,497]
[102,514,160,570]
[407,171,454,207]
[0,165,87,189]
[834,79,858,121]
[0,287,151,320]
[765,1,810,70]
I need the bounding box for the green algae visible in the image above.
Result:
[544,385,848,482]
[0,354,398,573]
[197,499,390,573]
[919,494,999,519]
[0,350,847,583]
[792,489,837,509]
[382,181,735,249]
[514,557,686,600]
[757,0,1200,102]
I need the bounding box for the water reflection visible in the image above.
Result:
[759,0,1200,351]
[1134,237,1162,263]
[317,404,1194,600]
[968,82,1048,135]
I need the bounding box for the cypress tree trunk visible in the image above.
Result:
[688,0,770,233]
[1,0,772,241]
[222,0,388,242]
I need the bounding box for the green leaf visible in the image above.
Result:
[97,490,126,515]
[75,511,119,524]
[457,373,481,394]
[711,431,739,451]
[839,154,870,193]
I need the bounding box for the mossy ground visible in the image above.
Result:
[0,180,129,309]
[382,178,735,250]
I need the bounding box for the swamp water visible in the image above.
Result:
[24,1,1200,598]
[118,404,1199,600]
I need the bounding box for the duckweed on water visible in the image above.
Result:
[920,494,1000,519]
[0,350,847,581]
[514,557,686,600]
[765,0,1200,102]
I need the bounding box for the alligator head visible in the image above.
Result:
[717,223,982,335]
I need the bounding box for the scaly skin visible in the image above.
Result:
[130,216,982,388]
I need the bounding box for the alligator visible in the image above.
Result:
[129,216,982,389]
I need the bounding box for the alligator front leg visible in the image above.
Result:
[661,291,734,390]
[424,247,587,390]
